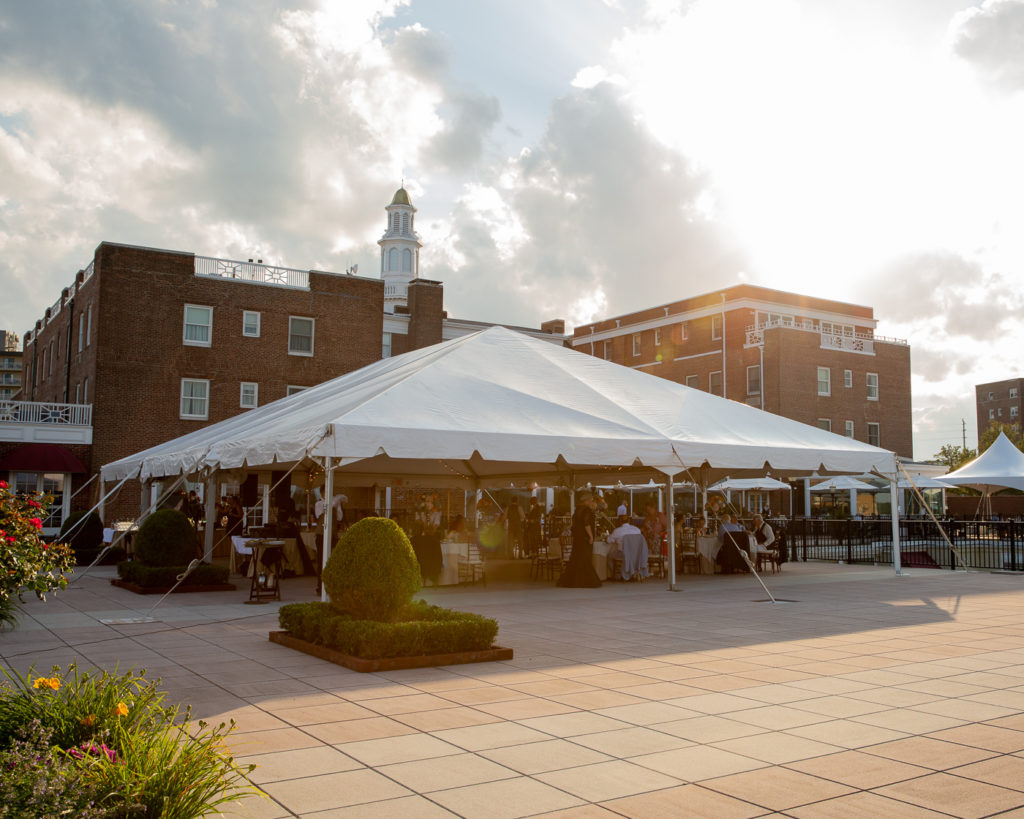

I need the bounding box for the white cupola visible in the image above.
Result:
[378,187,422,310]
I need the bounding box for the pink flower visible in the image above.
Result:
[27,500,40,508]
[30,518,42,529]
[0,480,7,489]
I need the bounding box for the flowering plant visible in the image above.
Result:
[0,480,74,615]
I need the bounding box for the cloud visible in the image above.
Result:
[950,0,1024,91]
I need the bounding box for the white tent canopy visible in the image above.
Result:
[942,431,1024,493]
[102,326,897,487]
[897,474,955,490]
[709,477,792,492]
[810,476,878,492]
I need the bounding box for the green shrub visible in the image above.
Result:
[116,561,229,588]
[278,600,499,659]
[59,510,104,555]
[133,509,198,566]
[74,545,126,567]
[321,517,421,622]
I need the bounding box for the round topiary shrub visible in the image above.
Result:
[322,517,422,622]
[133,509,198,567]
[59,510,104,555]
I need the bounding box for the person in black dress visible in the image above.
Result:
[557,491,602,588]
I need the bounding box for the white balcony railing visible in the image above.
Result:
[0,401,92,426]
[194,256,310,289]
[745,319,906,354]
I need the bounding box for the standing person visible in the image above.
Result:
[506,497,524,558]
[525,497,544,557]
[641,503,667,557]
[556,491,602,588]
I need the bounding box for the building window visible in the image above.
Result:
[654,328,662,346]
[75,383,80,403]
[632,334,641,357]
[818,418,832,432]
[288,317,314,356]
[866,372,879,400]
[239,382,258,409]
[844,369,852,388]
[845,420,855,438]
[78,317,84,352]
[242,311,260,338]
[998,408,1003,417]
[382,332,392,359]
[990,409,996,420]
[402,248,412,272]
[603,340,612,360]
[817,367,831,396]
[183,305,212,347]
[1011,387,1019,399]
[679,322,688,341]
[746,365,761,395]
[286,385,307,396]
[711,315,722,340]
[867,422,880,447]
[1012,406,1019,418]
[709,371,723,396]
[86,304,92,347]
[686,375,699,389]
[83,377,88,403]
[988,391,995,400]
[180,378,209,419]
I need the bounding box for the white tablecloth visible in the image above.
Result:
[696,535,720,574]
[592,540,609,580]
[230,537,307,576]
[440,540,471,586]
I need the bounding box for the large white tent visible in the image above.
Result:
[942,431,1024,493]
[101,326,902,583]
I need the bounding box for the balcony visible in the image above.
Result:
[0,401,93,445]
[745,319,907,356]
[194,256,310,289]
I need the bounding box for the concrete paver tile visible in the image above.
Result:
[632,745,768,781]
[701,766,854,811]
[336,733,464,766]
[591,702,699,726]
[433,721,553,751]
[865,736,998,770]
[261,768,411,813]
[600,783,765,818]
[654,714,769,744]
[238,745,363,784]
[226,726,323,756]
[786,791,949,818]
[518,712,632,738]
[473,697,579,720]
[394,706,502,732]
[536,759,683,802]
[786,749,932,789]
[784,717,910,749]
[948,755,1024,791]
[427,776,585,818]
[570,726,694,757]
[851,708,966,734]
[711,731,842,764]
[305,716,418,744]
[876,771,1024,818]
[926,723,1024,753]
[378,752,518,792]
[272,701,377,726]
[299,794,457,817]
[480,738,613,775]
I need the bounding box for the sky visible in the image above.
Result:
[1,0,1022,461]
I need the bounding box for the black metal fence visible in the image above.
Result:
[777,517,1024,571]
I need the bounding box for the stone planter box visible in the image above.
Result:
[269,630,513,673]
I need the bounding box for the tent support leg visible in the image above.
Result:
[890,471,904,576]
[321,457,333,602]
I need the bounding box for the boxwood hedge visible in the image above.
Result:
[116,561,229,588]
[278,600,499,660]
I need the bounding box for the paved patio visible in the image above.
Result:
[4,562,1024,817]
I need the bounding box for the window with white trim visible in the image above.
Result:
[242,311,260,338]
[1011,406,1019,418]
[240,382,258,409]
[288,317,314,355]
[632,334,641,357]
[78,317,84,352]
[990,408,996,420]
[1011,387,1019,398]
[679,322,688,341]
[817,418,832,432]
[286,385,307,396]
[866,372,879,400]
[845,420,854,438]
[746,365,761,395]
[685,375,699,389]
[709,370,723,396]
[711,315,722,340]
[844,369,852,388]
[180,378,210,419]
[382,332,392,358]
[183,305,212,346]
[86,304,92,347]
[603,340,612,360]
[817,366,831,396]
[998,407,1003,417]
[654,328,662,346]
[83,377,88,403]
[867,422,880,447]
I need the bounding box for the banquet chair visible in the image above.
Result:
[676,528,701,575]
[647,534,667,579]
[458,542,487,586]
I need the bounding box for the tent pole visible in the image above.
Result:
[890,468,903,576]
[667,478,679,591]
[321,456,334,602]
[204,470,216,561]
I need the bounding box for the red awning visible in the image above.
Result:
[0,444,88,474]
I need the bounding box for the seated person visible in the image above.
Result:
[716,514,750,573]
[607,515,644,580]
[750,513,775,569]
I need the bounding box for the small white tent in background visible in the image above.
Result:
[101,326,901,586]
[942,431,1024,518]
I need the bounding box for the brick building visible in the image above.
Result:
[5,188,566,528]
[975,378,1023,441]
[0,331,23,401]
[572,284,913,458]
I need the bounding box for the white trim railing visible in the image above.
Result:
[194,256,310,289]
[0,401,92,426]
[745,319,906,351]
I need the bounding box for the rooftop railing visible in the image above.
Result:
[0,401,92,426]
[745,319,907,352]
[194,256,310,289]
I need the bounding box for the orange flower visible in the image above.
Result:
[32,676,60,690]
[47,677,61,690]
[81,714,97,727]
[115,702,129,717]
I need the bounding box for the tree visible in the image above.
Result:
[978,421,1024,455]
[933,443,976,471]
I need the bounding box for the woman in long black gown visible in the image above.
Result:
[557,491,602,588]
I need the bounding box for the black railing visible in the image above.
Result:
[779,518,1024,571]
